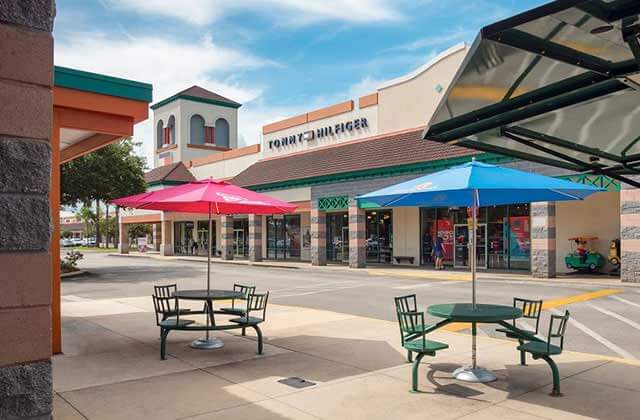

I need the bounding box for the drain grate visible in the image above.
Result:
[278,377,316,389]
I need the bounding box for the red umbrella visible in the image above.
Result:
[112,179,296,348]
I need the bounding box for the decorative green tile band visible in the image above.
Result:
[318,196,349,211]
[558,174,620,192]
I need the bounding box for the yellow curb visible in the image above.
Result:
[368,270,471,281]
[439,289,625,333]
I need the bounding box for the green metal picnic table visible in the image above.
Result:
[426,303,524,382]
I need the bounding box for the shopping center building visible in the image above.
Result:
[120,42,624,279]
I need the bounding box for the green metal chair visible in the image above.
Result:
[219,284,256,316]
[496,297,543,365]
[518,310,570,396]
[152,294,195,360]
[153,284,194,320]
[396,310,448,392]
[394,294,433,363]
[229,292,269,354]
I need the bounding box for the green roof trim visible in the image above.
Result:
[248,153,514,192]
[54,66,153,103]
[557,174,620,192]
[150,94,242,110]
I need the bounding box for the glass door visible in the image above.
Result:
[233,229,245,257]
[453,223,487,269]
[341,226,349,263]
[267,215,301,260]
[197,220,215,256]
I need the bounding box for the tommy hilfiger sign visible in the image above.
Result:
[268,118,368,150]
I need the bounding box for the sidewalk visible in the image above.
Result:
[54,295,640,419]
[108,251,638,288]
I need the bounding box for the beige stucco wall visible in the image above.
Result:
[555,191,620,274]
[377,44,468,133]
[263,187,311,203]
[392,207,420,266]
[189,152,259,180]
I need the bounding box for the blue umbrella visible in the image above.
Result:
[358,159,604,382]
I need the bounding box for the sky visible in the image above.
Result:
[53,0,545,168]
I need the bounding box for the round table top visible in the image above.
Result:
[427,303,522,323]
[174,289,244,300]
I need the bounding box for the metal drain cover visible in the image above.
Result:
[278,377,316,389]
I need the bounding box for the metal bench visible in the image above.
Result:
[517,310,570,396]
[218,284,256,336]
[394,256,415,265]
[394,294,448,392]
[496,297,543,365]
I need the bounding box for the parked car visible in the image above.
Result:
[71,238,84,246]
[85,237,96,246]
[60,238,73,247]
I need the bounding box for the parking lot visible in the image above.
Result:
[65,252,640,361]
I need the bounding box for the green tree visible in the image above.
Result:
[61,230,72,239]
[128,223,152,241]
[62,139,147,247]
[77,206,96,239]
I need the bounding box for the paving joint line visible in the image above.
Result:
[55,391,90,420]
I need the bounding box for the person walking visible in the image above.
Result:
[432,236,444,270]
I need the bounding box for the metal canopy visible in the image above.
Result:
[424,0,640,187]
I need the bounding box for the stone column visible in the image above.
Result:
[348,198,366,268]
[160,220,173,256]
[248,214,263,262]
[220,215,234,260]
[621,188,640,283]
[152,223,161,251]
[0,1,55,418]
[531,202,556,278]
[118,223,129,254]
[311,203,327,266]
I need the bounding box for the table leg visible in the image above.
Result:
[190,299,224,349]
[453,321,497,383]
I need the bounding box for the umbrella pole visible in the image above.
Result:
[206,203,212,341]
[471,189,478,369]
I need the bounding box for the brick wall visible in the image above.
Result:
[0,1,55,418]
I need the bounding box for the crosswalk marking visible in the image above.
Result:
[609,295,640,309]
[550,309,635,360]
[588,303,640,331]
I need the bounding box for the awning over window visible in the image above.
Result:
[424,0,640,187]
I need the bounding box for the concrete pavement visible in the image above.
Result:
[54,292,640,419]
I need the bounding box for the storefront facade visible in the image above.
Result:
[121,41,628,279]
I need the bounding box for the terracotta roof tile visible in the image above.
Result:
[232,127,479,187]
[144,162,196,184]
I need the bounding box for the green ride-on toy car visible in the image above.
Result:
[565,236,605,272]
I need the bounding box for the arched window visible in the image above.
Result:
[168,115,176,144]
[156,120,164,149]
[190,114,205,145]
[215,118,230,148]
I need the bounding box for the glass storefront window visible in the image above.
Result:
[326,212,349,263]
[196,220,216,256]
[420,204,530,271]
[173,221,194,256]
[266,215,301,260]
[366,210,393,263]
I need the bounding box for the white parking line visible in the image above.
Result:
[274,284,365,298]
[551,309,635,360]
[588,303,640,331]
[610,295,640,309]
[392,281,466,290]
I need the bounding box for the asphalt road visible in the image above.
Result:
[64,252,640,360]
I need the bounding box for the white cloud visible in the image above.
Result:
[347,76,384,98]
[390,27,474,52]
[55,33,277,165]
[106,0,404,26]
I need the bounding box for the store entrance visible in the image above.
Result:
[173,221,194,256]
[232,219,249,258]
[326,212,349,263]
[267,215,301,260]
[366,210,392,263]
[196,220,216,256]
[453,224,487,269]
